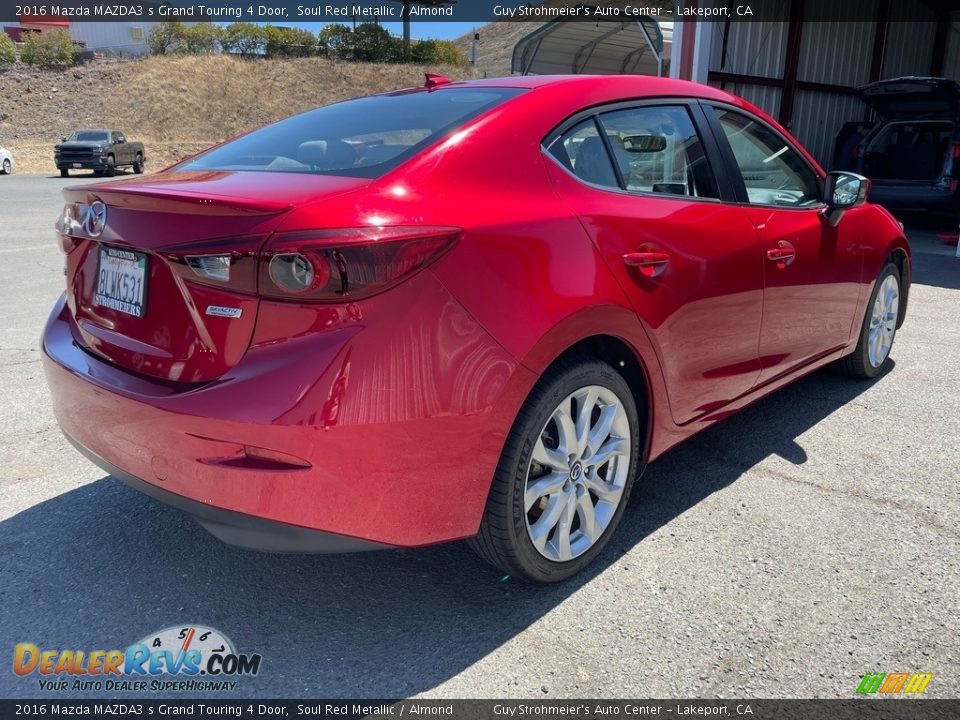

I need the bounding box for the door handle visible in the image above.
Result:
[766,241,796,268]
[623,251,670,277]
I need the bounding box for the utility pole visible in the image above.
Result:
[386,0,457,62]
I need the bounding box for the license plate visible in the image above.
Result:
[72,163,82,168]
[95,246,148,318]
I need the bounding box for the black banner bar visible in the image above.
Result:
[0,0,952,24]
[2,700,960,720]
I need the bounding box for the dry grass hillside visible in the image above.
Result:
[454,23,541,77]
[0,55,474,174]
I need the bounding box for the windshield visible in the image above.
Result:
[179,88,524,178]
[69,131,110,142]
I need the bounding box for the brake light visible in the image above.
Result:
[259,226,460,302]
[952,143,960,160]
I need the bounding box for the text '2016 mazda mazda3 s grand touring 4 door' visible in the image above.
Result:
[43,75,910,583]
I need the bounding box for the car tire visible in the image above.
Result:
[1,159,10,175]
[469,357,641,583]
[104,156,116,177]
[837,262,900,379]
[133,154,144,174]
[60,168,69,178]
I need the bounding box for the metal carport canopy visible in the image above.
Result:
[511,14,667,76]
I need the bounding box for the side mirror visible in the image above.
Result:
[61,136,67,142]
[822,171,870,227]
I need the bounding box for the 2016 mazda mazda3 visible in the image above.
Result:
[43,75,910,582]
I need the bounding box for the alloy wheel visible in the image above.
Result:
[524,385,631,562]
[868,274,899,368]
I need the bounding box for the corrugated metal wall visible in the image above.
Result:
[881,7,936,78]
[708,14,789,79]
[797,1,876,87]
[711,82,784,119]
[791,91,866,168]
[791,0,877,166]
[704,0,947,167]
[943,23,960,80]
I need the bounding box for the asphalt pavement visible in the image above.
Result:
[0,174,958,699]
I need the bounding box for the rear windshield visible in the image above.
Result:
[179,87,524,178]
[70,131,110,142]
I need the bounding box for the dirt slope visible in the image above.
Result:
[454,22,542,78]
[0,54,473,174]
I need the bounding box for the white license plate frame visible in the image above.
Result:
[94,246,148,318]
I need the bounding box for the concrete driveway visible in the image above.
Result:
[0,175,957,699]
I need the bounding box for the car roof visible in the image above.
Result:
[435,74,739,102]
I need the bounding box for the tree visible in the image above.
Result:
[182,24,222,54]
[318,23,354,60]
[262,25,317,58]
[221,23,267,56]
[411,39,468,68]
[352,23,401,63]
[0,32,16,70]
[147,21,185,55]
[19,29,77,68]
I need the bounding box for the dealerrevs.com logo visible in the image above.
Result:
[13,625,262,693]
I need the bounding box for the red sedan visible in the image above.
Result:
[43,75,910,582]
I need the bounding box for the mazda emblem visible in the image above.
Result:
[83,200,107,238]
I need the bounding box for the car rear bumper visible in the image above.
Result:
[42,272,532,550]
[64,432,391,553]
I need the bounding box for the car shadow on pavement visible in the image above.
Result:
[0,365,889,699]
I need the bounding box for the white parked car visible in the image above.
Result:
[0,144,12,174]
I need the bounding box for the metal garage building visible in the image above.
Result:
[513,0,960,167]
[674,0,960,165]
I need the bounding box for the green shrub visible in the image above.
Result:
[221,23,267,56]
[352,23,402,63]
[0,32,16,70]
[182,23,222,54]
[19,29,77,68]
[263,25,317,58]
[411,39,469,68]
[148,21,185,55]
[318,23,354,59]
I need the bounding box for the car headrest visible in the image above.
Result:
[296,140,356,169]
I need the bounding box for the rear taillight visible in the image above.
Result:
[952,143,960,160]
[55,204,82,253]
[258,226,460,302]
[162,238,260,295]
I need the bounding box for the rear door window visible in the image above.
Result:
[180,88,523,178]
[597,105,719,199]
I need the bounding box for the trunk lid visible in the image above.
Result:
[61,170,367,383]
[860,77,960,120]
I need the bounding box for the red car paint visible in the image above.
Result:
[42,75,909,550]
